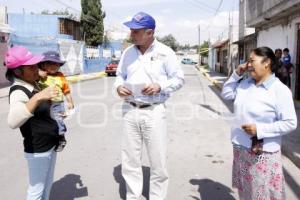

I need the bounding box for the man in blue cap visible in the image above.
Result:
[114,12,184,200]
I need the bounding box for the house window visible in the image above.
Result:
[59,18,82,41]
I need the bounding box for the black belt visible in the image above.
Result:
[129,102,157,108]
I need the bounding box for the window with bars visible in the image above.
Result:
[59,18,82,41]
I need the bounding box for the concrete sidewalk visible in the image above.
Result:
[196,65,300,169]
[0,71,107,98]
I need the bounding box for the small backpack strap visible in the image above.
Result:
[9,85,33,103]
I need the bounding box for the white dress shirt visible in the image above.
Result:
[222,71,297,152]
[114,39,184,104]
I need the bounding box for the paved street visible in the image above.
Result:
[0,64,300,200]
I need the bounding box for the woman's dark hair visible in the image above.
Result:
[5,67,23,83]
[252,46,277,72]
[5,69,16,83]
[274,48,282,54]
[283,48,289,53]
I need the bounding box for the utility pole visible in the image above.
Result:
[198,24,201,65]
[228,11,232,76]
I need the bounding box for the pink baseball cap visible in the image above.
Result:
[4,46,44,69]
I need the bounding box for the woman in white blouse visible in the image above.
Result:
[222,46,297,200]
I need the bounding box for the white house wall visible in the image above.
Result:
[257,15,300,95]
[257,25,291,53]
[208,49,216,71]
[58,39,84,76]
[230,44,239,70]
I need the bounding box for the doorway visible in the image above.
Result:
[295,24,300,99]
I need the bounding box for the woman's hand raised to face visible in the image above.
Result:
[26,86,59,114]
[37,86,59,101]
[236,62,249,76]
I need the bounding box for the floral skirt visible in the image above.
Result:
[232,146,285,200]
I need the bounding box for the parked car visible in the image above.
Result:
[181,58,197,65]
[105,60,119,76]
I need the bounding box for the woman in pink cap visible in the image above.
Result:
[5,45,60,200]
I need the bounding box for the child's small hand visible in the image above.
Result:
[67,103,74,110]
[58,112,68,118]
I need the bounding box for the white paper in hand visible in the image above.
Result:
[123,83,146,97]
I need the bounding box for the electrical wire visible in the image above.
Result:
[184,0,216,13]
[192,0,216,11]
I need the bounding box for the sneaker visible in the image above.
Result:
[55,135,67,152]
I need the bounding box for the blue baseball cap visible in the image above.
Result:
[123,12,156,30]
[41,51,65,66]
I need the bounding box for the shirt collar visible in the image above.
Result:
[13,78,35,92]
[151,38,158,48]
[248,73,276,89]
[134,38,157,54]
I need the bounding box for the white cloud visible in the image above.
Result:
[158,10,239,45]
[161,9,172,15]
[153,15,166,29]
[124,16,132,22]
[174,11,238,29]
[174,19,202,29]
[102,2,239,45]
[104,8,239,45]
[110,31,128,40]
[67,0,239,45]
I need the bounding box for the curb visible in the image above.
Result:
[195,65,223,91]
[66,72,107,83]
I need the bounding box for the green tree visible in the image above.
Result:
[200,41,209,57]
[190,44,199,53]
[157,34,179,51]
[81,0,105,46]
[41,10,50,15]
[178,44,190,50]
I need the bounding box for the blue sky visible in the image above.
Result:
[1,0,239,45]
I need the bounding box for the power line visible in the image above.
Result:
[53,0,81,13]
[184,0,216,13]
[192,0,216,11]
[214,0,224,16]
[184,0,225,44]
[206,0,224,42]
